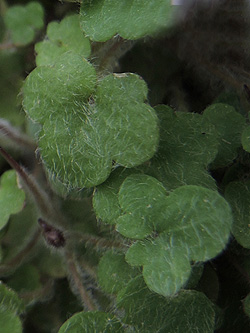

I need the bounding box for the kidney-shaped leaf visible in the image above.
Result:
[23,54,159,190]
[80,0,176,42]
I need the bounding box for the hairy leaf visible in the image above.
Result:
[58,311,123,332]
[126,236,191,296]
[4,2,44,45]
[98,251,139,294]
[80,0,176,41]
[0,170,25,230]
[146,105,218,191]
[117,276,215,332]
[23,55,158,189]
[202,103,246,168]
[225,181,250,249]
[35,15,91,66]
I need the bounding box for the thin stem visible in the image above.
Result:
[0,42,16,51]
[0,119,37,151]
[71,232,128,250]
[0,147,67,227]
[64,250,97,311]
[0,228,41,276]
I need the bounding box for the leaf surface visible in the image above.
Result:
[0,170,25,230]
[4,2,44,45]
[23,55,158,189]
[58,311,123,332]
[80,0,176,41]
[35,15,91,66]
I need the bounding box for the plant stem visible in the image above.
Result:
[64,250,97,311]
[0,228,41,276]
[71,232,128,250]
[0,147,67,228]
[0,119,37,151]
[0,42,16,51]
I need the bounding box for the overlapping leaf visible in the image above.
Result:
[95,173,232,295]
[202,103,246,168]
[0,170,25,230]
[4,2,44,45]
[23,52,159,190]
[116,276,216,333]
[35,15,91,66]
[145,105,218,191]
[80,0,176,42]
[98,251,139,294]
[225,181,250,249]
[58,311,123,332]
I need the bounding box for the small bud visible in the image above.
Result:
[38,218,66,248]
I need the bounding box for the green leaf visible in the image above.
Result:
[0,283,24,315]
[98,251,139,294]
[126,236,191,296]
[93,168,140,225]
[117,174,168,239]
[35,15,91,66]
[117,276,215,333]
[0,309,22,333]
[80,0,176,42]
[146,105,218,191]
[0,170,25,230]
[23,55,159,189]
[225,181,250,249]
[241,126,250,153]
[58,311,124,332]
[202,103,246,168]
[161,185,233,261]
[4,2,44,45]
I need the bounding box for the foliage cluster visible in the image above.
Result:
[0,0,250,332]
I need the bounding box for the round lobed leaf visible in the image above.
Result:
[80,0,176,42]
[23,59,159,189]
[116,174,168,239]
[161,185,233,261]
[4,2,44,45]
[202,103,246,168]
[35,15,91,66]
[117,276,215,333]
[0,309,22,333]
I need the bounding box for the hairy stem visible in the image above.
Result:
[0,119,36,151]
[64,250,97,311]
[0,147,67,228]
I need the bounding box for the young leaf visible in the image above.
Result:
[202,103,246,168]
[23,55,159,189]
[98,251,139,294]
[35,15,91,66]
[126,236,191,296]
[0,170,25,230]
[146,105,218,191]
[225,181,250,249]
[80,0,176,41]
[58,311,124,332]
[117,174,168,239]
[4,2,44,45]
[117,276,215,333]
